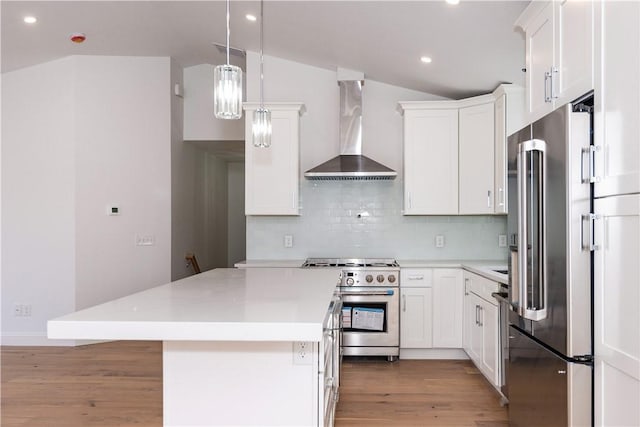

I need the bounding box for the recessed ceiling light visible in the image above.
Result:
[420,56,433,64]
[246,14,257,22]
[23,16,37,24]
[446,0,460,4]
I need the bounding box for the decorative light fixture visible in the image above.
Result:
[252,0,271,148]
[23,16,37,24]
[214,0,243,119]
[420,56,433,64]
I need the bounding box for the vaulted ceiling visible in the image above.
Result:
[1,1,528,99]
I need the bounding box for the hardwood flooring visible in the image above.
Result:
[335,358,508,427]
[1,341,507,426]
[1,341,163,427]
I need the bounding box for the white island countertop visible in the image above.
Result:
[48,268,341,343]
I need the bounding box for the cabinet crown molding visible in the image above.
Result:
[243,102,306,115]
[514,1,550,32]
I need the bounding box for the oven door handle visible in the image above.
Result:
[340,290,395,296]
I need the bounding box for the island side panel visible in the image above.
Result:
[163,341,319,427]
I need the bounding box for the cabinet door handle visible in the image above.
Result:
[544,71,551,102]
[478,306,483,327]
[403,294,407,312]
[582,145,602,184]
[498,188,504,207]
[408,192,412,210]
[550,67,559,100]
[475,305,479,325]
[581,213,602,252]
[487,190,492,208]
[464,278,469,295]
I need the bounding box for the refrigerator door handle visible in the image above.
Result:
[517,139,548,321]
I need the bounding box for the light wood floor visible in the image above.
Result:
[1,341,507,426]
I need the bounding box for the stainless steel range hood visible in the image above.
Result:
[304,80,397,180]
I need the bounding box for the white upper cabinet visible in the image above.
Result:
[399,85,523,216]
[459,101,495,214]
[401,106,459,215]
[244,103,305,216]
[494,86,525,214]
[494,95,508,214]
[523,1,556,122]
[516,0,594,125]
[555,0,594,106]
[593,1,640,197]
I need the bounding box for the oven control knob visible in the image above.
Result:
[346,277,355,286]
[388,274,396,283]
[376,274,385,283]
[365,274,374,283]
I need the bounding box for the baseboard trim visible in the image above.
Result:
[400,348,469,360]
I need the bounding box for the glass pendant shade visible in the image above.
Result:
[213,64,243,120]
[252,107,272,148]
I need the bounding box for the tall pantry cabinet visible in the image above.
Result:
[592,2,640,425]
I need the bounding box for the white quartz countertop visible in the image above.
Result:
[398,259,508,284]
[234,259,305,268]
[48,268,341,342]
[236,259,509,284]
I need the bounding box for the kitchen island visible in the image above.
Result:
[48,268,342,427]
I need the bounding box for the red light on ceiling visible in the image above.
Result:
[70,33,86,43]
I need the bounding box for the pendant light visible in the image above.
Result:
[252,0,271,147]
[214,0,243,120]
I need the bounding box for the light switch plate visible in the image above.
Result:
[284,234,293,248]
[499,235,507,247]
[435,235,445,248]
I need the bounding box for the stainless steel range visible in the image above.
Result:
[303,258,400,361]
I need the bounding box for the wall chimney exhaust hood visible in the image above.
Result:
[304,80,397,180]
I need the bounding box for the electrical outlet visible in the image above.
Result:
[293,341,312,365]
[435,235,445,248]
[499,234,507,247]
[13,304,32,317]
[284,234,294,248]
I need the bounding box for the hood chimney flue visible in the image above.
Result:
[304,78,397,180]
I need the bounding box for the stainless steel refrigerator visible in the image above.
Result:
[507,98,594,427]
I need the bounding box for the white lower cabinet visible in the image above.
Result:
[462,271,500,388]
[594,194,640,427]
[432,269,464,348]
[400,268,463,352]
[400,286,433,348]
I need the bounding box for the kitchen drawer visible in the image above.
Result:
[401,269,433,287]
[464,271,498,305]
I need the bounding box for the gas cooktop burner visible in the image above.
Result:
[302,258,399,268]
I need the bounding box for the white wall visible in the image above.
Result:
[183,64,244,141]
[2,56,173,344]
[1,57,77,344]
[227,161,246,266]
[74,56,172,309]
[171,62,201,281]
[202,154,229,270]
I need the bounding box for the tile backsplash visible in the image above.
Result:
[247,180,508,260]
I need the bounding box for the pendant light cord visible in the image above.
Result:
[260,0,265,109]
[226,0,231,65]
